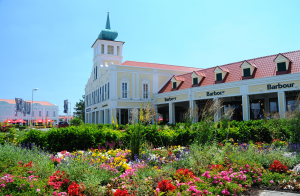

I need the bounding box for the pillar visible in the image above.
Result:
[169,102,174,124]
[213,98,219,122]
[104,109,107,124]
[278,92,286,118]
[242,95,249,121]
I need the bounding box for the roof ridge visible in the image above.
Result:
[122,60,202,70]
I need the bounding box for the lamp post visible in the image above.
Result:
[31,88,38,127]
[68,102,71,124]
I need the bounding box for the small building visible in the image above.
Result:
[0,99,59,123]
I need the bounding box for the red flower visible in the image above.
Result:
[114,189,129,196]
[68,181,85,196]
[269,160,287,173]
[157,180,176,192]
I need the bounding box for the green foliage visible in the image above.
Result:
[70,117,83,126]
[0,127,16,144]
[73,95,85,123]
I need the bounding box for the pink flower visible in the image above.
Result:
[31,185,33,188]
[203,190,208,194]
[0,184,5,187]
[177,193,181,196]
[253,180,256,183]
[36,188,40,192]
[270,180,274,184]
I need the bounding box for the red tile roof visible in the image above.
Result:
[121,61,201,72]
[0,99,55,106]
[159,50,300,93]
[173,76,185,81]
[194,71,206,77]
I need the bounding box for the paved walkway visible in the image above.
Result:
[260,190,300,196]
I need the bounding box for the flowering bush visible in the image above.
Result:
[68,181,85,196]
[174,168,195,182]
[269,160,287,173]
[156,179,175,193]
[114,189,130,196]
[48,171,70,190]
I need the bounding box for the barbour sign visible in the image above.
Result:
[206,91,225,96]
[267,83,294,90]
[165,97,176,102]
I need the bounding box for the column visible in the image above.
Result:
[278,92,286,118]
[104,109,107,124]
[213,98,219,122]
[169,102,174,124]
[242,95,249,121]
[192,100,198,123]
[85,112,87,124]
[94,112,97,124]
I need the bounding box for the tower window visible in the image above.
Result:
[108,45,114,55]
[193,77,198,85]
[172,82,177,89]
[117,46,120,55]
[216,73,222,81]
[243,68,251,77]
[277,62,287,72]
[101,44,104,54]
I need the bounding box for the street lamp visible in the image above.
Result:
[32,88,38,127]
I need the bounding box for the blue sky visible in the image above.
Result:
[1,0,300,115]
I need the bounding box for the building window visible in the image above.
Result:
[243,68,251,77]
[277,62,286,72]
[105,84,107,100]
[108,45,114,55]
[46,111,49,117]
[53,111,56,117]
[117,46,120,55]
[143,83,149,99]
[32,111,34,117]
[122,82,128,98]
[39,111,41,117]
[108,82,110,99]
[96,66,98,79]
[216,73,222,81]
[193,78,198,85]
[172,82,177,89]
[99,87,102,102]
[101,44,104,54]
[102,86,104,101]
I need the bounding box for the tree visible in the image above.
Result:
[74,95,85,123]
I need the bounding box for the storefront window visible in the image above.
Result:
[269,98,278,112]
[250,99,264,120]
[285,91,300,112]
[223,101,243,121]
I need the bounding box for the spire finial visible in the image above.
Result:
[105,12,111,29]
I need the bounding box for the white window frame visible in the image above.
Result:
[121,82,129,99]
[120,77,130,99]
[142,83,150,100]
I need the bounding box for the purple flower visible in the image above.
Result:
[270,180,274,184]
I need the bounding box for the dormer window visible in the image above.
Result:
[193,78,198,85]
[274,54,291,75]
[240,60,257,79]
[171,76,184,90]
[214,66,229,83]
[190,71,205,87]
[173,82,177,89]
[216,73,222,81]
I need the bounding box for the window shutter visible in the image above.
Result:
[216,73,222,81]
[277,62,286,72]
[243,68,251,77]
[173,82,177,89]
[193,78,198,85]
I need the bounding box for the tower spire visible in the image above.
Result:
[105,12,111,29]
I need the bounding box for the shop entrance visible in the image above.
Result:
[157,104,169,124]
[174,101,190,123]
[116,109,129,125]
[249,92,278,120]
[222,96,243,121]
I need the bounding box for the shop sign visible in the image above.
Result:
[102,104,108,108]
[86,108,91,113]
[164,97,176,101]
[93,106,98,111]
[267,83,294,90]
[206,91,225,96]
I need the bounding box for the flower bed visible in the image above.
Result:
[1,140,300,195]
